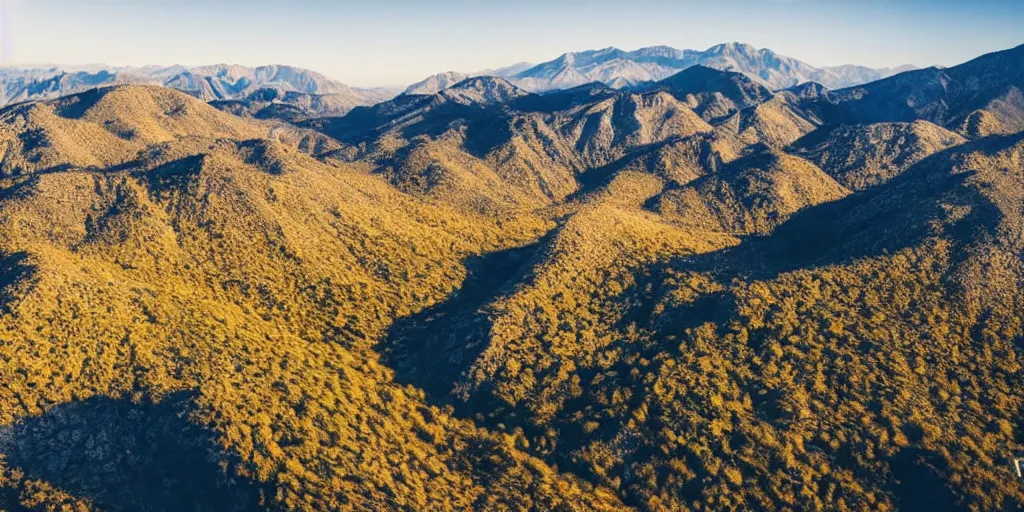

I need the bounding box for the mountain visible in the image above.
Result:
[655,66,824,146]
[821,63,917,87]
[480,61,536,78]
[0,64,396,116]
[403,63,537,96]
[0,69,146,105]
[0,84,622,511]
[403,71,471,95]
[788,121,967,190]
[437,76,530,105]
[303,73,728,212]
[502,42,914,92]
[659,65,774,112]
[825,44,1024,137]
[2,44,1024,512]
[653,144,851,234]
[208,87,386,122]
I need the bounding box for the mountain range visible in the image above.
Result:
[2,42,913,117]
[403,42,916,95]
[0,63,398,117]
[0,41,1022,512]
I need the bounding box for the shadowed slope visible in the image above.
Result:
[1,392,267,512]
[418,131,1024,510]
[653,145,850,234]
[789,120,967,190]
[305,78,721,212]
[826,44,1024,136]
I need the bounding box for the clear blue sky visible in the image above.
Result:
[2,0,1022,87]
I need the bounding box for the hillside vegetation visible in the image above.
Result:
[0,44,1023,512]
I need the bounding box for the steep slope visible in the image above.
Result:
[402,64,539,96]
[403,71,471,95]
[789,120,967,189]
[728,95,822,147]
[658,65,774,118]
[506,42,913,92]
[438,76,531,105]
[306,76,724,212]
[304,65,832,216]
[0,64,393,113]
[567,132,740,201]
[697,43,914,90]
[657,67,821,146]
[653,145,851,234]
[0,85,265,176]
[827,44,1024,136]
[514,47,666,91]
[209,87,374,121]
[407,130,1024,511]
[0,84,345,177]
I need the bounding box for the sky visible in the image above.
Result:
[0,0,1022,87]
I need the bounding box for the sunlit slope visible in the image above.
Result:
[404,130,1024,511]
[1,43,1024,512]
[653,145,850,234]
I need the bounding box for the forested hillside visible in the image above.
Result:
[0,44,1022,511]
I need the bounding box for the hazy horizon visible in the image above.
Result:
[1,0,1022,87]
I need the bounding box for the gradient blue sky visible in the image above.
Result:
[2,0,1022,87]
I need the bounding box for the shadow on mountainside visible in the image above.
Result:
[564,140,668,203]
[376,132,1009,422]
[666,150,1002,287]
[636,139,1009,360]
[137,154,206,194]
[377,235,550,404]
[0,391,268,512]
[375,130,1016,510]
[885,447,967,512]
[0,252,35,314]
[398,103,515,159]
[53,87,116,120]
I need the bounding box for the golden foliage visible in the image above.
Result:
[0,76,1023,512]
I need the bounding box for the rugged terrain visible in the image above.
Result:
[404,43,915,94]
[0,43,1022,512]
[0,64,396,117]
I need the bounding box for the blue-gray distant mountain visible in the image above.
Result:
[402,63,535,95]
[0,64,397,115]
[505,42,914,92]
[402,71,472,96]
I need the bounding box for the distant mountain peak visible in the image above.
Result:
[449,75,517,89]
[402,71,470,96]
[662,64,759,88]
[707,41,758,53]
[634,45,679,55]
[503,42,915,92]
[592,47,625,57]
[0,63,395,115]
[786,81,830,99]
[553,52,577,66]
[439,76,529,105]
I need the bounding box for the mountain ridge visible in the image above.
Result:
[2,42,1024,512]
[498,42,916,92]
[0,63,399,116]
